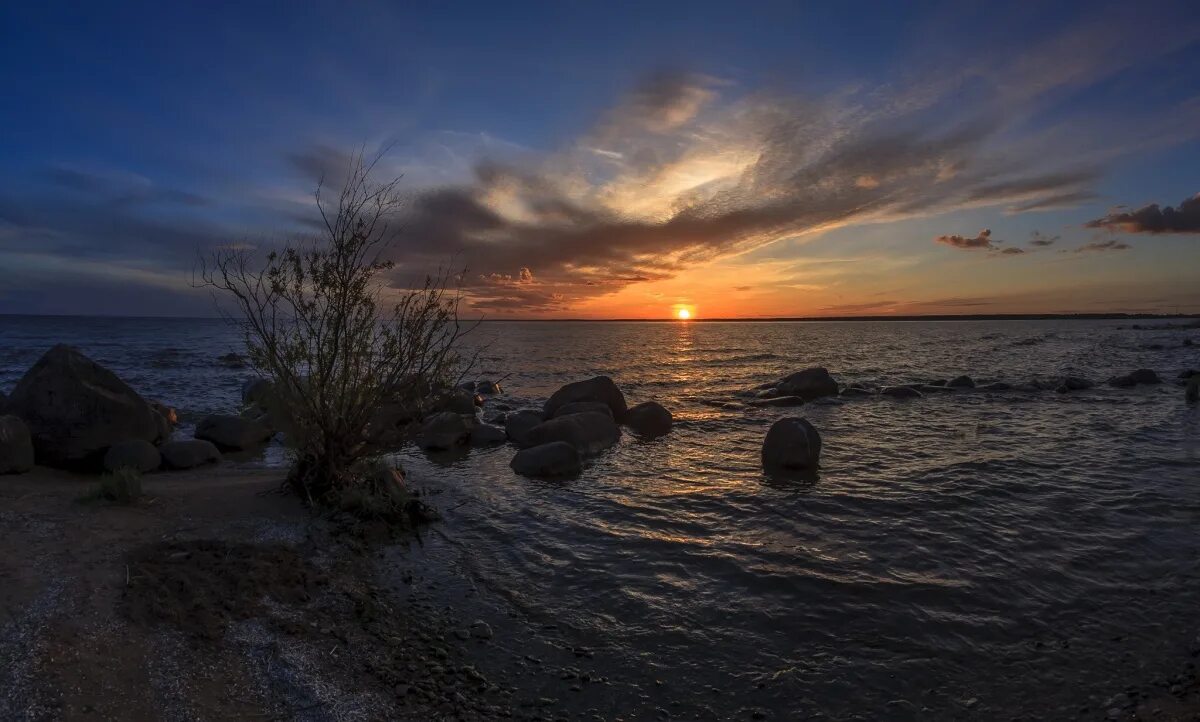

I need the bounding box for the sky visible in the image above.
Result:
[1,1,1199,319]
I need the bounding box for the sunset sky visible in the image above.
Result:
[1,1,1199,318]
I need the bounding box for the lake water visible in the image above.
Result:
[2,316,1199,718]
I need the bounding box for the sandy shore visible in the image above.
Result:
[0,467,599,721]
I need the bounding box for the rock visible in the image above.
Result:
[194,414,273,451]
[469,423,507,446]
[624,401,672,438]
[1187,376,1200,403]
[753,388,779,399]
[839,386,873,397]
[217,352,247,368]
[437,388,478,415]
[159,439,221,470]
[1184,338,1194,347]
[976,382,1012,391]
[919,384,956,393]
[527,412,620,456]
[470,621,493,639]
[750,395,806,407]
[241,377,273,407]
[774,367,839,401]
[510,441,582,478]
[1056,376,1093,393]
[6,345,161,468]
[761,417,821,472]
[1107,374,1136,388]
[419,412,471,450]
[504,410,544,447]
[881,386,923,399]
[103,440,161,473]
[551,401,614,419]
[484,411,507,425]
[946,375,975,388]
[544,376,628,421]
[0,389,8,413]
[0,415,34,474]
[1129,368,1161,385]
[476,380,502,395]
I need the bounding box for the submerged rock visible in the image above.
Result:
[551,401,614,419]
[624,401,673,438]
[774,367,838,401]
[510,441,581,478]
[544,376,628,420]
[976,382,1012,392]
[103,439,161,473]
[918,384,956,393]
[881,386,923,399]
[750,396,806,407]
[527,411,620,456]
[159,439,221,470]
[761,417,821,472]
[0,415,34,474]
[469,423,507,446]
[7,345,161,468]
[504,410,544,447]
[946,375,975,389]
[418,412,471,451]
[1187,375,1199,403]
[195,414,273,451]
[839,386,873,398]
[1056,376,1094,393]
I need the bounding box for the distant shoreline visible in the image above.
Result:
[1,312,1198,323]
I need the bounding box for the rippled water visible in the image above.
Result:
[3,316,1199,718]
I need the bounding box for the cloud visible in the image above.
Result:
[1029,231,1059,247]
[1007,191,1098,214]
[936,229,996,249]
[998,246,1025,255]
[1075,240,1131,252]
[1084,193,1200,234]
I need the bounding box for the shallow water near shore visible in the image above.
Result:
[3,316,1200,718]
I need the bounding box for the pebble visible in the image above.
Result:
[471,621,494,639]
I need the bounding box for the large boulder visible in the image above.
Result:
[470,423,507,446]
[194,414,272,451]
[418,412,470,451]
[103,440,161,473]
[526,411,620,456]
[504,410,545,447]
[0,415,34,474]
[1129,369,1161,385]
[437,388,480,415]
[510,441,581,478]
[543,376,627,421]
[774,367,838,401]
[6,345,160,468]
[159,439,221,470]
[551,401,614,419]
[761,417,821,472]
[624,401,672,438]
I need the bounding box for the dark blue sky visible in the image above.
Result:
[1,1,1198,317]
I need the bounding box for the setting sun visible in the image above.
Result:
[677,308,691,320]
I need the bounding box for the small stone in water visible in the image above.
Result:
[470,620,493,639]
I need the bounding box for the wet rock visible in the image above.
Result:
[544,376,628,421]
[469,423,507,446]
[753,388,779,399]
[976,381,1012,391]
[1187,376,1199,403]
[839,386,873,397]
[1129,368,1161,384]
[6,344,161,468]
[774,367,839,401]
[624,401,673,438]
[551,401,614,419]
[217,352,247,368]
[437,388,479,415]
[159,439,221,469]
[0,415,34,474]
[241,377,273,407]
[946,375,975,388]
[504,410,544,447]
[484,411,507,425]
[195,414,273,451]
[103,439,161,473]
[419,412,471,451]
[881,386,923,399]
[470,621,493,639]
[527,412,620,456]
[510,441,582,478]
[749,395,806,407]
[761,417,821,472]
[1056,376,1094,393]
[918,384,956,393]
[475,380,502,395]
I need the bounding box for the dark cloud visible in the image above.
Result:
[1029,231,1059,247]
[1075,239,1131,252]
[936,229,996,249]
[998,246,1025,255]
[1084,193,1200,233]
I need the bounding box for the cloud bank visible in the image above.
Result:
[1085,193,1200,234]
